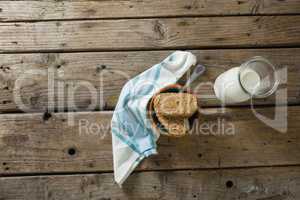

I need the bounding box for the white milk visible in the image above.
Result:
[214,67,262,104]
[214,67,250,104]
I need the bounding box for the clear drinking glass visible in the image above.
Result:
[239,56,279,98]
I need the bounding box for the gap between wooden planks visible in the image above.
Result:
[0,106,299,175]
[0,48,298,113]
[0,0,300,22]
[0,166,300,200]
[0,16,300,52]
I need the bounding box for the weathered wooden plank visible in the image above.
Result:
[0,16,300,52]
[0,48,298,113]
[0,0,300,22]
[0,107,299,174]
[1,167,300,200]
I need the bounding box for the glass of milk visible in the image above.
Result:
[214,56,279,104]
[239,56,279,98]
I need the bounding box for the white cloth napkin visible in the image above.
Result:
[111,51,197,185]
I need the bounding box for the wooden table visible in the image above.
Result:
[0,0,300,199]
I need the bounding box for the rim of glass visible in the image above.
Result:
[238,56,280,98]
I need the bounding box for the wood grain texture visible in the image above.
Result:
[0,107,299,174]
[0,48,298,113]
[0,0,300,22]
[1,167,300,200]
[1,16,300,52]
